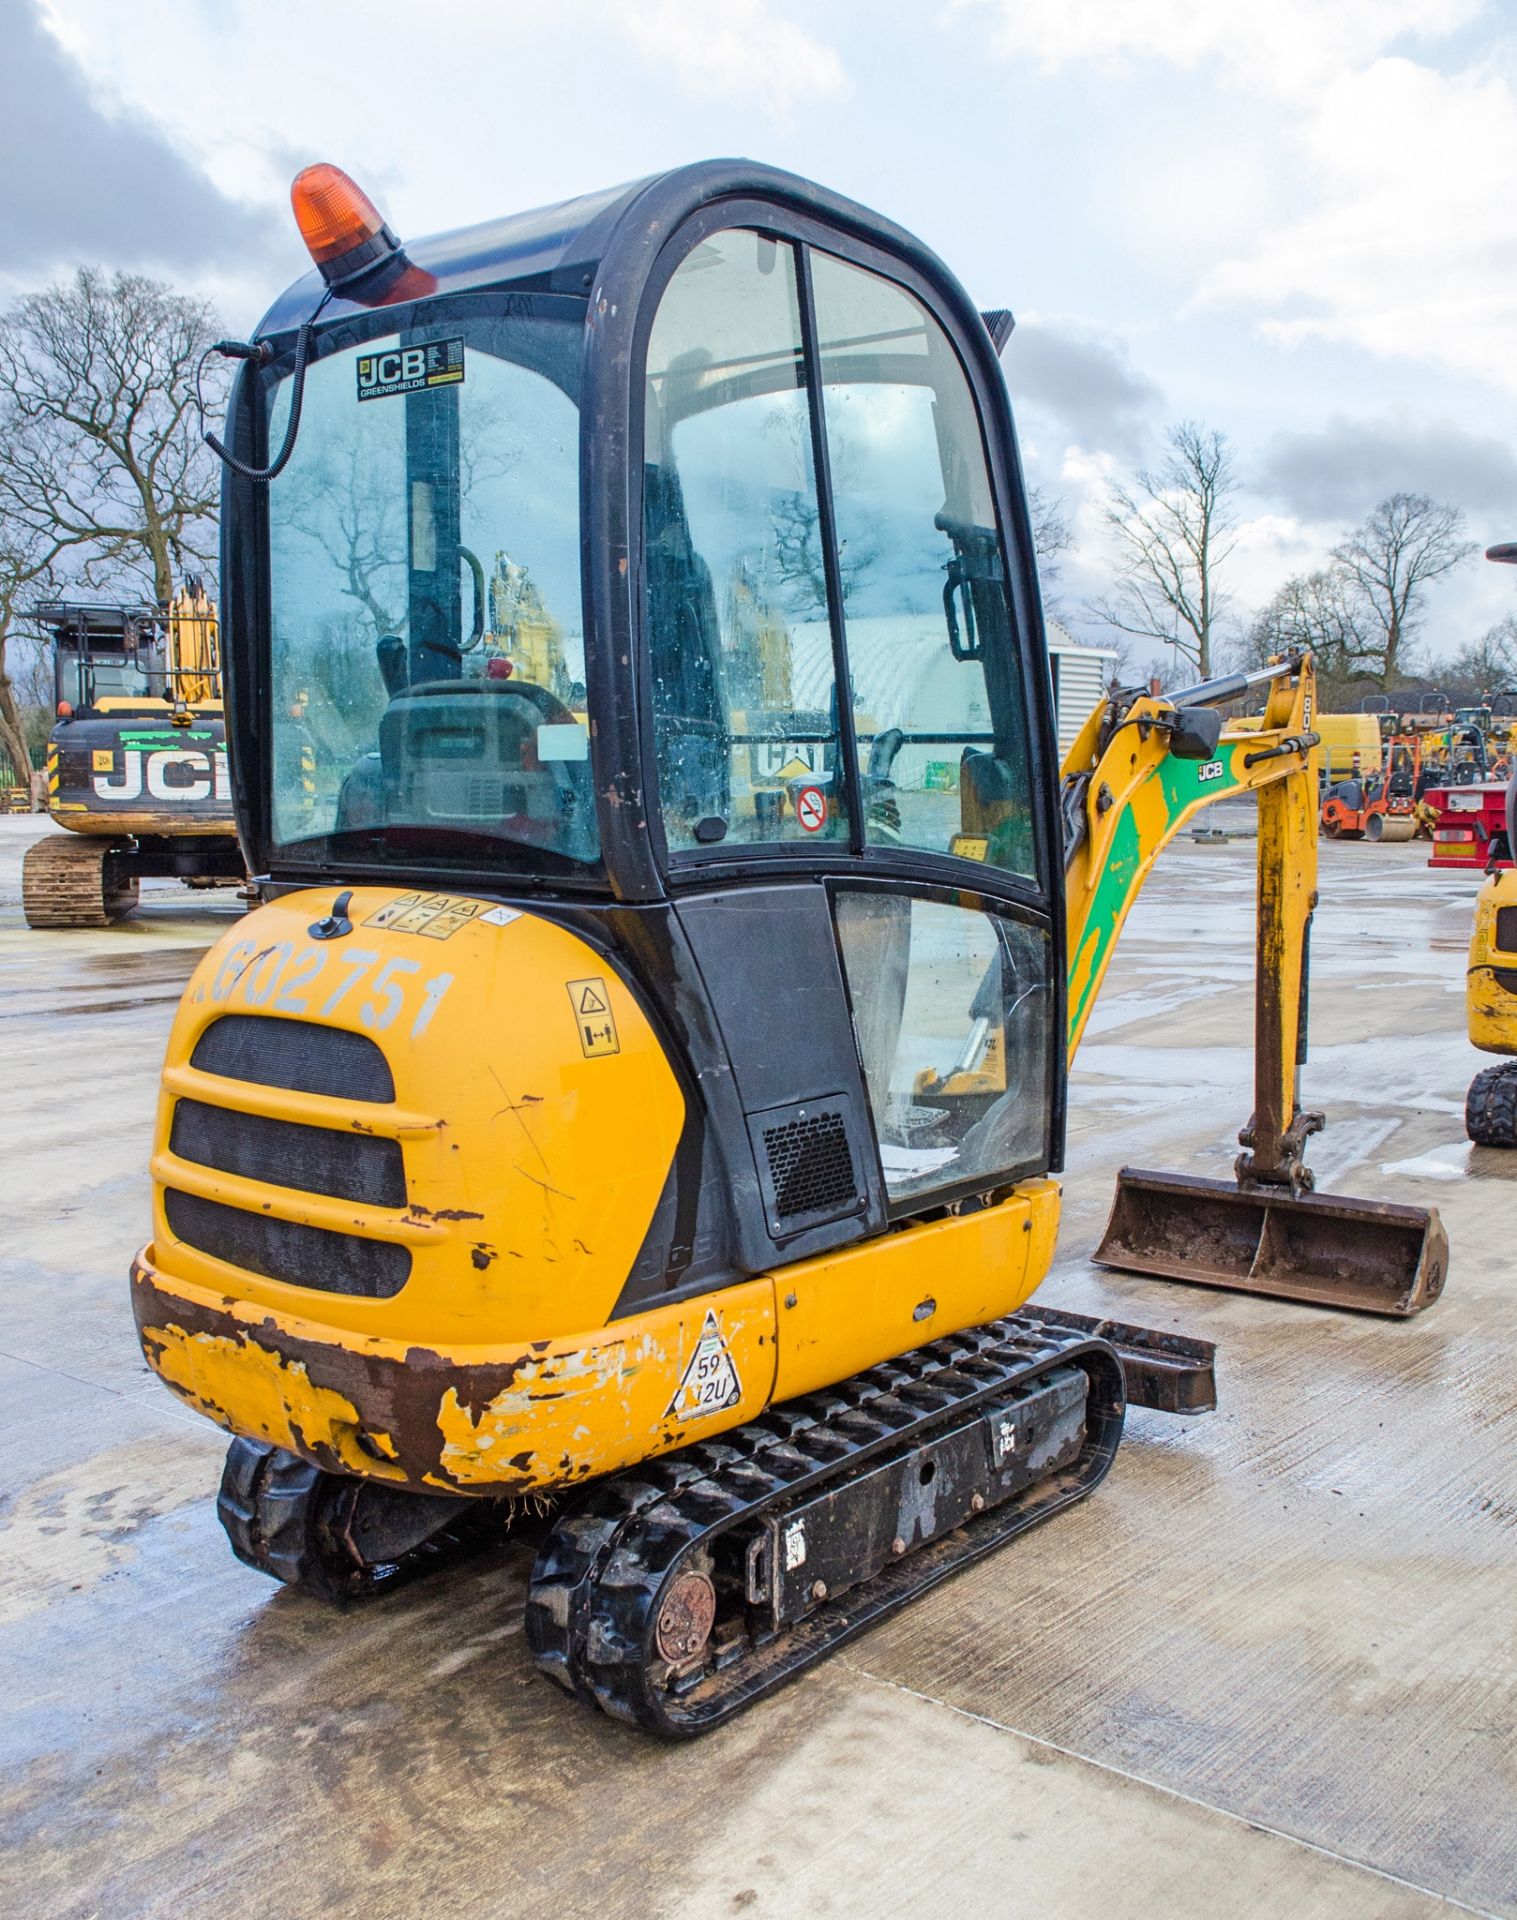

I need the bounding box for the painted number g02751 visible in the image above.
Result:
[207,939,454,1041]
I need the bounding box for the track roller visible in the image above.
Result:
[525,1315,1125,1737]
[22,834,139,928]
[217,1437,507,1601]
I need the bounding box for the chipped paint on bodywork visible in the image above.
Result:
[140,1319,408,1481]
[133,1250,777,1494]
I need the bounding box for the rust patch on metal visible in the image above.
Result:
[655,1567,717,1665]
[130,1258,533,1491]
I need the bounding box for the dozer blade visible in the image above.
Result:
[1094,1168,1448,1317]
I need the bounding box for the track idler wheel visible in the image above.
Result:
[216,1437,505,1601]
[1466,1062,1517,1148]
[22,834,139,928]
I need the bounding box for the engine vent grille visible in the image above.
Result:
[170,1099,406,1208]
[190,1015,395,1103]
[164,1188,411,1298]
[1495,905,1517,955]
[748,1096,862,1236]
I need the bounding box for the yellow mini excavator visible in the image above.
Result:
[132,162,1445,1736]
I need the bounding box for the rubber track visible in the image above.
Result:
[217,1437,504,1602]
[1466,1061,1517,1147]
[525,1314,1125,1737]
[21,835,138,928]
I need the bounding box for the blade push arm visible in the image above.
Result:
[1064,654,1321,1189]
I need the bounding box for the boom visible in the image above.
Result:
[1062,653,1445,1310]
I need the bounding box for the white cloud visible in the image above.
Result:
[963,0,1517,408]
[33,0,849,324]
[955,0,1482,102]
[1199,55,1517,395]
[1227,511,1324,609]
[618,0,847,111]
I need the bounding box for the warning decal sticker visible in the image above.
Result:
[365,892,505,939]
[669,1309,743,1423]
[566,976,620,1057]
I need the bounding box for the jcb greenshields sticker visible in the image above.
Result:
[357,338,465,401]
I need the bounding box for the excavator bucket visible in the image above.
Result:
[1094,1169,1448,1317]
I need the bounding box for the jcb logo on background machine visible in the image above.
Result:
[92,749,231,803]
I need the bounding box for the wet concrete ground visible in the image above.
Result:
[1,812,1513,1919]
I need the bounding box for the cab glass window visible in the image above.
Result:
[811,253,1036,879]
[264,298,598,878]
[834,889,1051,1201]
[643,230,847,853]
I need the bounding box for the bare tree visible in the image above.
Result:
[1438,616,1517,700]
[1089,421,1238,678]
[1331,492,1475,688]
[767,407,882,614]
[1028,482,1072,582]
[0,519,62,794]
[0,269,226,604]
[1243,568,1375,700]
[278,435,408,644]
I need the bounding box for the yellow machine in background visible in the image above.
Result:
[23,580,243,927]
[1464,770,1517,1145]
[133,160,1445,1738]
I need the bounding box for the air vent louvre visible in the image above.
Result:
[764,1111,856,1220]
[170,1099,406,1207]
[747,1094,864,1237]
[164,1188,410,1298]
[190,1015,395,1103]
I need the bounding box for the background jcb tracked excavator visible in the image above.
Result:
[131,161,1446,1738]
[22,582,244,927]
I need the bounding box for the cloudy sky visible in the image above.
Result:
[7,0,1517,663]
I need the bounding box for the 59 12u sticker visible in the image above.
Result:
[669,1310,743,1423]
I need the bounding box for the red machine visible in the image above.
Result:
[1425,780,1513,871]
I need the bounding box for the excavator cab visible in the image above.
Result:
[132,162,1442,1736]
[217,165,1066,1220]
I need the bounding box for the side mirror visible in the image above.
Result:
[1167,707,1224,761]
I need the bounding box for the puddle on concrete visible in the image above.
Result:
[80,948,207,978]
[43,994,184,1018]
[1381,1141,1473,1182]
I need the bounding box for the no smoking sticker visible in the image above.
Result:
[796,784,828,833]
[566,976,620,1057]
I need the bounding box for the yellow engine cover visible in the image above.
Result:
[1468,868,1517,1057]
[133,886,1062,1496]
